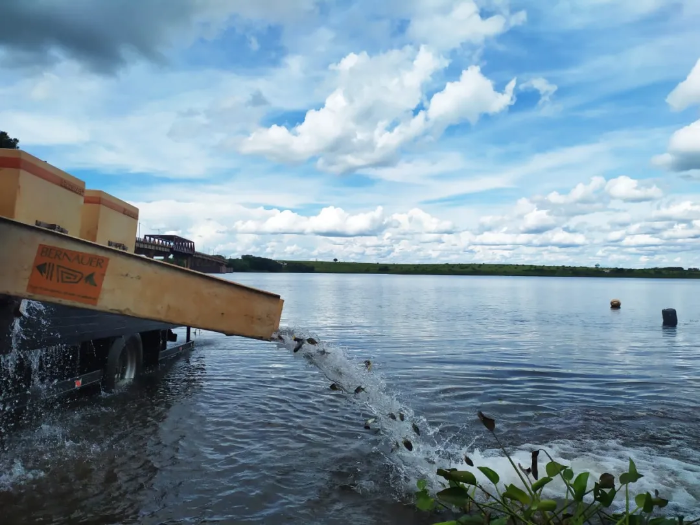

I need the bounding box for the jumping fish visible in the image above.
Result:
[403,439,413,451]
[399,412,405,421]
[306,338,318,345]
[412,422,420,436]
[464,455,474,467]
[388,413,397,420]
[330,383,340,391]
[354,386,365,394]
[364,417,377,429]
[293,340,304,352]
[364,360,372,371]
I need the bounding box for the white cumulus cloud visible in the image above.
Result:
[654,58,700,172]
[406,0,526,52]
[605,175,663,202]
[237,47,516,174]
[427,66,516,128]
[666,58,700,111]
[545,176,605,204]
[229,205,454,237]
[652,120,700,172]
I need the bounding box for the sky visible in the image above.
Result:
[2,0,700,267]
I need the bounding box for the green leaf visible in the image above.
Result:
[629,458,639,476]
[620,471,643,485]
[545,461,566,477]
[599,473,615,489]
[621,459,644,485]
[649,518,679,525]
[503,484,531,505]
[416,493,435,512]
[573,472,590,502]
[477,466,500,485]
[436,487,471,508]
[635,492,654,513]
[491,518,509,525]
[538,499,558,512]
[432,521,459,525]
[596,487,617,508]
[449,471,478,485]
[532,476,553,492]
[417,479,427,491]
[652,496,669,509]
[437,469,477,486]
[457,515,484,525]
[563,468,574,482]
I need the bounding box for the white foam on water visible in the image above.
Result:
[0,459,45,490]
[273,327,700,518]
[432,442,700,517]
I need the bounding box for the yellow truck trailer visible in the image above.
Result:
[0,149,284,410]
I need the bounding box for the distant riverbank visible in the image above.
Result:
[225,255,700,279]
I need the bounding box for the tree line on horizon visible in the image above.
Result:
[224,255,700,279]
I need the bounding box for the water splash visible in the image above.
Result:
[273,328,474,489]
[1,300,67,422]
[273,327,700,517]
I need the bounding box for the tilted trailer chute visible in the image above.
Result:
[0,149,284,405]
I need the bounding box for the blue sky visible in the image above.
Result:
[2,0,700,266]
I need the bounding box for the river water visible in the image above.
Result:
[1,274,699,524]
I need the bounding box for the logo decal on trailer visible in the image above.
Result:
[27,244,110,305]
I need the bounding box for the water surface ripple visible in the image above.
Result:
[1,274,699,523]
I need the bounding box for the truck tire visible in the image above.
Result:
[102,334,143,392]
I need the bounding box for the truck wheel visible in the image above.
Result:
[103,334,143,392]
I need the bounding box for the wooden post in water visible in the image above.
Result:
[662,308,678,327]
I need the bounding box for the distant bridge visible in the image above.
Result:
[134,234,231,274]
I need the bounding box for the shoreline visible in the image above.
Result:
[224,256,700,280]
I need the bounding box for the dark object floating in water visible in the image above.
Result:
[388,413,397,420]
[354,386,365,394]
[662,308,678,327]
[306,337,318,345]
[330,383,340,391]
[465,455,474,466]
[518,463,532,477]
[364,360,372,371]
[293,340,304,352]
[399,412,405,421]
[531,450,540,480]
[610,299,621,309]
[403,439,413,451]
[477,411,496,431]
[412,422,420,436]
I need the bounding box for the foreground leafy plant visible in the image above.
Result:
[415,412,699,525]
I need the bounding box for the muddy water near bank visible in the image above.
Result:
[1,274,699,523]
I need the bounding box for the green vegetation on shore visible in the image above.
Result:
[415,411,694,525]
[225,255,700,279]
